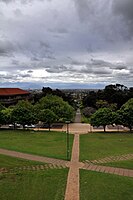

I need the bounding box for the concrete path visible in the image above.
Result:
[62,109,92,134]
[65,134,83,200]
[0,147,133,179]
[0,148,70,167]
[82,163,133,177]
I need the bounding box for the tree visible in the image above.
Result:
[90,108,113,132]
[11,100,35,129]
[39,109,57,131]
[38,95,74,122]
[1,107,13,125]
[103,84,128,109]
[82,107,96,118]
[82,91,97,108]
[0,110,5,126]
[0,104,5,126]
[119,98,133,131]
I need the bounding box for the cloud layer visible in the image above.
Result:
[0,0,133,88]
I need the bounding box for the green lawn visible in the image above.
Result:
[80,170,133,200]
[0,169,68,200]
[100,159,133,170]
[0,130,74,160]
[0,154,44,169]
[80,133,133,161]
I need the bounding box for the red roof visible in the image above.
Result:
[0,88,30,96]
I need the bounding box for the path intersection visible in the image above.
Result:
[0,110,133,200]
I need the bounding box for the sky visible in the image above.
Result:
[0,0,133,89]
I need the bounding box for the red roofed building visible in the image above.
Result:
[0,88,30,106]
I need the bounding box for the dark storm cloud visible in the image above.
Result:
[0,0,133,88]
[74,0,91,22]
[27,70,33,73]
[113,0,133,36]
[113,0,133,21]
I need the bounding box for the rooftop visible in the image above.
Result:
[0,88,30,96]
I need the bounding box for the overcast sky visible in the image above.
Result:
[0,0,133,89]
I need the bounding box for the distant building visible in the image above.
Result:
[0,88,30,106]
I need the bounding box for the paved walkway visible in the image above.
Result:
[84,154,133,164]
[65,134,82,200]
[0,148,70,167]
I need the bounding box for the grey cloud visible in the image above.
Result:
[113,0,133,35]
[0,40,15,57]
[20,74,31,78]
[12,60,19,65]
[48,27,68,34]
[71,60,86,66]
[0,0,15,3]
[74,0,91,22]
[40,41,50,49]
[13,9,23,17]
[27,70,33,73]
[0,0,51,4]
[46,65,68,73]
[113,0,133,21]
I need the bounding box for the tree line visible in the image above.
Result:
[81,84,133,132]
[0,95,75,131]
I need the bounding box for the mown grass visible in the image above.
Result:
[0,154,44,168]
[80,133,133,161]
[80,170,133,200]
[0,169,68,200]
[0,130,74,160]
[100,159,133,170]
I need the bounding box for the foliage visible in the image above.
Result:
[39,109,57,131]
[82,91,97,108]
[0,103,5,125]
[82,84,133,109]
[96,100,117,111]
[0,110,5,125]
[1,107,13,124]
[82,107,96,118]
[11,100,35,128]
[38,95,75,122]
[33,87,77,109]
[119,98,133,131]
[90,108,113,132]
[0,103,5,111]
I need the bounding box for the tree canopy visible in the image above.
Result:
[38,95,74,122]
[11,100,35,128]
[90,108,113,132]
[119,98,133,131]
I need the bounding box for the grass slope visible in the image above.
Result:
[0,154,44,168]
[0,169,68,200]
[0,130,74,160]
[80,133,133,161]
[80,170,133,200]
[100,159,133,170]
